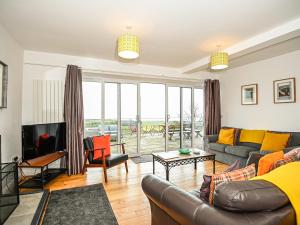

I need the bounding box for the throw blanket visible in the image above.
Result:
[253,162,300,224]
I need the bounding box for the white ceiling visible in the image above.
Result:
[0,0,300,68]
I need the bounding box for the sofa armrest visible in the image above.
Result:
[204,134,218,143]
[142,174,208,225]
[203,134,218,151]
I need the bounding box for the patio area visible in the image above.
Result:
[84,120,204,155]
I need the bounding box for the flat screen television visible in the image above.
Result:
[22,122,66,161]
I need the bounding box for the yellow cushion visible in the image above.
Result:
[217,128,235,145]
[239,129,266,144]
[260,132,290,152]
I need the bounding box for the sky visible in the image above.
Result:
[83,82,203,121]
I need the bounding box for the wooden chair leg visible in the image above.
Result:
[124,161,128,173]
[81,165,86,175]
[103,167,108,183]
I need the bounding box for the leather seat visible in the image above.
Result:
[225,145,257,158]
[208,143,227,152]
[94,153,129,168]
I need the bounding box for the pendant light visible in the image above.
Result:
[210,45,229,70]
[118,26,140,59]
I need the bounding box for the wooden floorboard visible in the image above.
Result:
[44,160,228,225]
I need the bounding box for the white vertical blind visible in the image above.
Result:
[33,80,64,123]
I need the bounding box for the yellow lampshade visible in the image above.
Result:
[118,33,140,59]
[210,52,229,70]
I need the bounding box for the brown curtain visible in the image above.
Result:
[204,79,221,135]
[64,65,84,175]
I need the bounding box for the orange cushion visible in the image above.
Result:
[260,132,290,152]
[257,151,284,176]
[93,135,111,160]
[217,128,235,145]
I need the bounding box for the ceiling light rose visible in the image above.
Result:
[118,27,139,59]
[210,46,229,70]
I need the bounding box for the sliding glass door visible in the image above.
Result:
[104,83,119,153]
[167,87,181,150]
[83,82,102,137]
[193,88,204,148]
[83,81,203,155]
[121,84,138,155]
[182,88,192,148]
[140,83,165,154]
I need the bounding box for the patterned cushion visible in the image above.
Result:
[284,147,300,159]
[209,164,256,204]
[199,160,240,202]
[271,155,297,170]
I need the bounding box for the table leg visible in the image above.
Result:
[194,159,197,170]
[166,163,169,181]
[153,156,155,174]
[213,157,216,174]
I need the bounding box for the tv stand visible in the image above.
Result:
[19,151,68,189]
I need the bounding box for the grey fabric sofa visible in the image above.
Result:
[204,130,300,167]
[142,174,296,225]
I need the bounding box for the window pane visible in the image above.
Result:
[140,83,165,153]
[105,83,118,152]
[182,88,192,148]
[168,87,180,150]
[83,82,101,138]
[194,88,204,148]
[121,84,138,154]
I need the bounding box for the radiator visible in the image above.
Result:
[33,80,64,123]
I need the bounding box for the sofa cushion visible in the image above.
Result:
[238,142,261,150]
[289,132,300,147]
[225,145,257,158]
[208,143,227,153]
[239,129,266,144]
[214,180,289,212]
[261,132,290,152]
[209,164,256,204]
[199,160,240,202]
[217,128,235,145]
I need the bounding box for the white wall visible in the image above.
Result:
[0,24,23,162]
[220,50,300,131]
[22,51,218,124]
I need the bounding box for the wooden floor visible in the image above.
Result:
[45,160,228,225]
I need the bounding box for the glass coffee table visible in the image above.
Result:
[152,149,215,181]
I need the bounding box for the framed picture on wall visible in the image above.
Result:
[241,84,258,105]
[273,77,296,104]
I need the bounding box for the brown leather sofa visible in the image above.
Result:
[142,174,295,225]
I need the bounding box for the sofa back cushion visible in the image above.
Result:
[260,132,290,152]
[239,129,266,144]
[289,132,300,147]
[217,128,235,145]
[214,180,289,212]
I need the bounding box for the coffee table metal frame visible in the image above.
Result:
[152,150,215,181]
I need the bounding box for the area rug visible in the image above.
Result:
[131,154,153,164]
[42,184,118,225]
